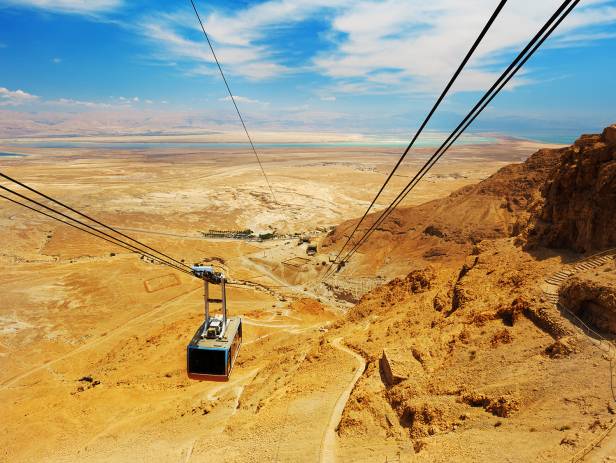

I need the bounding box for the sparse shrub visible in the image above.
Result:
[490,329,513,347]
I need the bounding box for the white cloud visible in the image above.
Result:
[0,0,122,14]
[1,0,614,132]
[140,0,616,93]
[137,1,356,80]
[0,87,39,106]
[219,95,264,105]
[309,0,616,94]
[48,98,112,108]
[552,30,616,45]
[197,0,352,46]
[0,88,141,110]
[138,18,289,80]
[52,57,62,64]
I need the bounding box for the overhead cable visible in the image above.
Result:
[0,193,193,275]
[0,184,192,276]
[189,0,278,203]
[325,0,509,276]
[325,0,579,279]
[0,172,192,271]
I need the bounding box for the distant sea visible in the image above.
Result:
[0,132,579,152]
[0,133,499,150]
[515,134,577,145]
[0,152,27,157]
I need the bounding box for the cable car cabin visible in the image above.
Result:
[187,316,242,381]
[187,265,242,381]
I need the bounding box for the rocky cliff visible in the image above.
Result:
[559,259,616,334]
[324,124,616,275]
[530,125,616,253]
[325,145,564,250]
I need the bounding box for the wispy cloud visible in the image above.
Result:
[312,0,616,94]
[546,30,616,49]
[114,96,141,104]
[135,0,616,94]
[48,97,112,108]
[0,87,39,106]
[0,0,123,15]
[219,95,265,105]
[138,15,290,80]
[0,90,143,110]
[1,0,615,138]
[136,1,356,80]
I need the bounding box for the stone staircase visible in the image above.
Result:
[542,249,616,306]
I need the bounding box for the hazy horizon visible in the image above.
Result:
[2,0,616,143]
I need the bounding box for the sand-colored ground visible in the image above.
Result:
[5,138,612,462]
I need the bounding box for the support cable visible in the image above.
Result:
[324,0,578,280]
[0,193,192,276]
[0,172,192,271]
[328,0,509,273]
[0,184,192,276]
[189,0,277,203]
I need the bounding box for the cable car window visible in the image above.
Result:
[188,348,227,376]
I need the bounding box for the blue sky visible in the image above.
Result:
[1,0,616,141]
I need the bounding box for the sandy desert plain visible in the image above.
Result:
[1,136,615,462]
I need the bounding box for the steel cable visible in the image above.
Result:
[0,172,192,270]
[325,0,578,279]
[189,0,277,203]
[328,0,509,274]
[0,185,193,276]
[1,194,192,276]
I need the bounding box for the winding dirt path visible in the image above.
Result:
[542,251,616,462]
[319,337,365,463]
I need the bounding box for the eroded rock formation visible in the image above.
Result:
[532,125,616,253]
[560,263,616,334]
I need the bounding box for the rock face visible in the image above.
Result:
[324,124,616,277]
[559,263,616,334]
[390,145,565,244]
[532,125,616,253]
[322,141,565,267]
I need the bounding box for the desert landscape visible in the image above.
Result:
[3,0,616,460]
[1,127,615,462]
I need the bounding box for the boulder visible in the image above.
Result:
[380,348,424,386]
[602,125,616,147]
